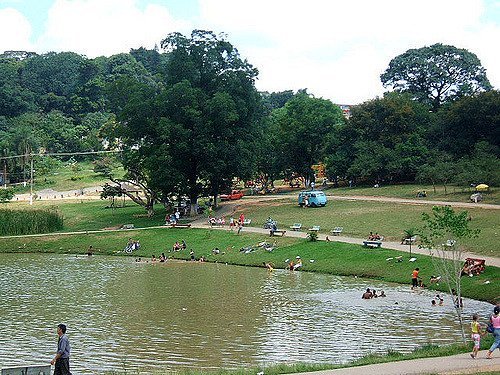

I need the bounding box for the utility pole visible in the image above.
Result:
[3,158,6,189]
[29,154,34,205]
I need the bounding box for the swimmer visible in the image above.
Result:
[263,262,274,271]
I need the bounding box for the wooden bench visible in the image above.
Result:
[309,225,320,232]
[363,240,382,248]
[331,227,343,235]
[290,223,302,231]
[243,219,252,225]
[121,224,135,229]
[403,236,416,245]
[271,229,286,237]
[170,223,192,228]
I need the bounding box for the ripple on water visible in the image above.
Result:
[0,254,493,373]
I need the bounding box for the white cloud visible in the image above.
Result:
[197,0,500,104]
[0,7,33,52]
[37,0,191,57]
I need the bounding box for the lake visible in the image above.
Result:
[0,253,492,373]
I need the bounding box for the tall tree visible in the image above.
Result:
[345,93,431,183]
[381,43,491,110]
[106,30,260,216]
[273,93,344,186]
[432,90,500,157]
[419,206,480,343]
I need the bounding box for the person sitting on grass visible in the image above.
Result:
[293,256,302,270]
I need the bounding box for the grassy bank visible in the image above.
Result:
[104,340,496,375]
[6,195,498,257]
[234,198,500,257]
[1,227,498,303]
[13,160,125,193]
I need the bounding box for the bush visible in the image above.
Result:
[0,208,64,235]
[0,188,15,203]
[308,231,318,242]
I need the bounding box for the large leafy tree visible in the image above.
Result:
[432,90,500,157]
[107,30,260,216]
[381,43,491,110]
[272,93,344,186]
[346,93,431,183]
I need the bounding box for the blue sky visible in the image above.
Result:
[1,0,499,104]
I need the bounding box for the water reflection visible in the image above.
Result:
[0,254,492,373]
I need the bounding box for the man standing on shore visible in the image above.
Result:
[51,323,72,375]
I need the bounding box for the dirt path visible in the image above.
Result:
[294,350,500,375]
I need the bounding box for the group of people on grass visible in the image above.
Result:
[124,238,140,253]
[288,256,303,271]
[208,213,246,234]
[166,210,181,224]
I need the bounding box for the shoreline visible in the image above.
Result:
[1,226,498,305]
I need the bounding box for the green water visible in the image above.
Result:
[0,253,492,373]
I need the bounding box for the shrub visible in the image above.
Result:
[308,231,318,242]
[0,188,15,203]
[0,208,64,235]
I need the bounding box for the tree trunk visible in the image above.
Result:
[189,193,198,217]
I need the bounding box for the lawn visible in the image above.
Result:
[232,198,500,258]
[271,181,499,205]
[324,183,499,204]
[12,160,125,193]
[4,200,168,231]
[1,227,498,304]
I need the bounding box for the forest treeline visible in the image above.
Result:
[0,31,498,214]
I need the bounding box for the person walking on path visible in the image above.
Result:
[486,305,500,359]
[51,323,72,375]
[470,314,484,359]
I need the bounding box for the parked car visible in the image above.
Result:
[220,190,244,201]
[298,190,327,207]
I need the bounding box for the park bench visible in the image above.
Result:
[443,239,456,248]
[290,223,302,231]
[309,225,321,232]
[271,229,287,237]
[121,224,135,230]
[331,227,343,235]
[363,240,382,248]
[403,236,417,245]
[170,223,192,228]
[243,219,252,225]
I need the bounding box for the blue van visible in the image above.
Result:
[298,190,327,207]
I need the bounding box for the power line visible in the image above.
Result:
[0,150,121,161]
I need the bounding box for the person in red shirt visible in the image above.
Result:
[411,268,420,289]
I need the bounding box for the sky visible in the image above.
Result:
[1,0,499,104]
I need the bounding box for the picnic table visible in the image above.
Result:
[243,219,252,225]
[170,223,192,228]
[331,227,343,235]
[290,223,302,231]
[309,225,320,232]
[271,229,287,237]
[403,236,416,245]
[363,240,383,248]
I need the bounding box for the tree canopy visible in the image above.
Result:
[381,43,491,109]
